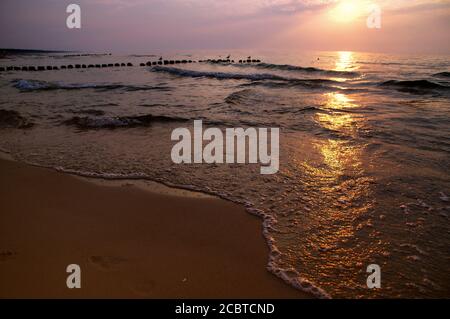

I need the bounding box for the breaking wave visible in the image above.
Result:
[238,62,360,77]
[239,79,340,90]
[13,79,171,92]
[380,79,450,94]
[63,114,187,129]
[151,66,340,91]
[433,72,450,78]
[151,66,294,81]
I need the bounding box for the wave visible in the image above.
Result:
[240,79,339,90]
[235,62,359,77]
[356,61,408,66]
[433,72,450,78]
[0,109,34,129]
[70,109,106,116]
[63,114,187,129]
[151,66,296,81]
[151,66,340,91]
[13,79,171,92]
[380,79,450,93]
[225,89,254,105]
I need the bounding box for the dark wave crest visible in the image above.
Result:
[236,62,360,77]
[151,66,340,91]
[433,72,450,78]
[380,79,450,94]
[240,79,339,90]
[63,114,187,129]
[13,79,171,92]
[151,66,292,81]
[0,109,34,129]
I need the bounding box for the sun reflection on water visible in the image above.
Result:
[323,92,357,109]
[315,92,365,138]
[318,139,363,174]
[286,86,384,296]
[335,51,355,72]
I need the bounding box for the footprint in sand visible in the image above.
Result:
[132,280,157,297]
[0,250,17,262]
[88,255,127,270]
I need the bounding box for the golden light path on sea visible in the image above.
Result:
[335,51,355,72]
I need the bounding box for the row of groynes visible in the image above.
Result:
[0,57,262,72]
[0,63,133,72]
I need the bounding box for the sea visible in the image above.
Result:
[0,50,449,298]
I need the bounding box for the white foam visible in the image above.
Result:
[14,79,54,90]
[151,66,293,82]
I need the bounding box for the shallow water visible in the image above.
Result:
[0,50,449,298]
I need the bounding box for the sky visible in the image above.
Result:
[0,0,449,54]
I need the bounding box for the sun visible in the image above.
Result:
[329,0,364,23]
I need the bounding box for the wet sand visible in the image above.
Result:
[0,158,310,298]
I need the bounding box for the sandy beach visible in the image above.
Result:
[0,158,309,298]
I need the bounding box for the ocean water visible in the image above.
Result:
[0,50,449,298]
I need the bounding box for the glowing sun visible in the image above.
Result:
[329,0,364,23]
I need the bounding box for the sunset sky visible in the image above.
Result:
[0,0,449,53]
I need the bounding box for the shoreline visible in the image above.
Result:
[0,158,311,298]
